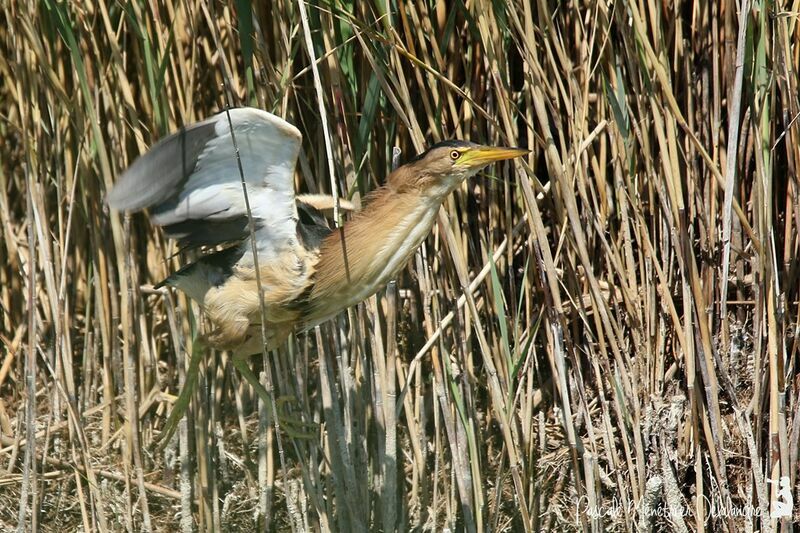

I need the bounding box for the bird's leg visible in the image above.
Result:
[230,353,316,439]
[157,336,315,449]
[157,334,206,451]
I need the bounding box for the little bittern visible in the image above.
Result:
[109,107,527,355]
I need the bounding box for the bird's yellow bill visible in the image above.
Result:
[459,146,529,166]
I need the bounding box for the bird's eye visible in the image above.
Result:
[450,150,461,160]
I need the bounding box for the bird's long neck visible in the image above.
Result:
[303,185,442,326]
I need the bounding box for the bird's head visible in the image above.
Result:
[390,140,528,197]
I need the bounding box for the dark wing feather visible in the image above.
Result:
[107,120,217,212]
[295,200,332,250]
[162,216,253,249]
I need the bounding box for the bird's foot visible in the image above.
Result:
[155,336,315,451]
[156,335,206,452]
[230,356,317,439]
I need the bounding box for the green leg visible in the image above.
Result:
[231,355,316,439]
[157,337,315,448]
[158,335,206,451]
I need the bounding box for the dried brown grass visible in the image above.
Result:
[1,0,798,531]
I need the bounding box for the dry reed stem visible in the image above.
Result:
[1,0,798,531]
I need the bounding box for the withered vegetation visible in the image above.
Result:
[0,0,798,531]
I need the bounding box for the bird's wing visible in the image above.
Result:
[108,107,302,257]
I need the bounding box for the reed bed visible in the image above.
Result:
[1,0,798,531]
